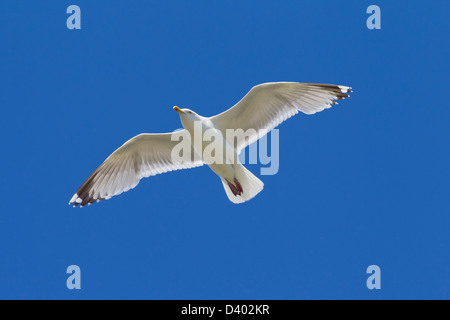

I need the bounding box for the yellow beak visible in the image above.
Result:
[173,106,184,114]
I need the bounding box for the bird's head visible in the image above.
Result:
[173,106,201,122]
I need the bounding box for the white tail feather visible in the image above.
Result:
[220,164,264,204]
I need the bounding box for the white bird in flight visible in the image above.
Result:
[69,82,352,207]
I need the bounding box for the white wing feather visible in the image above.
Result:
[69,130,203,207]
[211,82,352,152]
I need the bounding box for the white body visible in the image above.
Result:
[179,112,264,203]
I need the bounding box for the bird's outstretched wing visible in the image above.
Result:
[211,82,352,153]
[69,130,203,207]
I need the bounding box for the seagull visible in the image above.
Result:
[69,82,352,207]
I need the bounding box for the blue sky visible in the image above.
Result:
[0,0,449,299]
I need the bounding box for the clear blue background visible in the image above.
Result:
[0,0,448,300]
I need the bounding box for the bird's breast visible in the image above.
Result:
[187,121,237,166]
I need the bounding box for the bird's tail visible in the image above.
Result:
[220,164,264,204]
